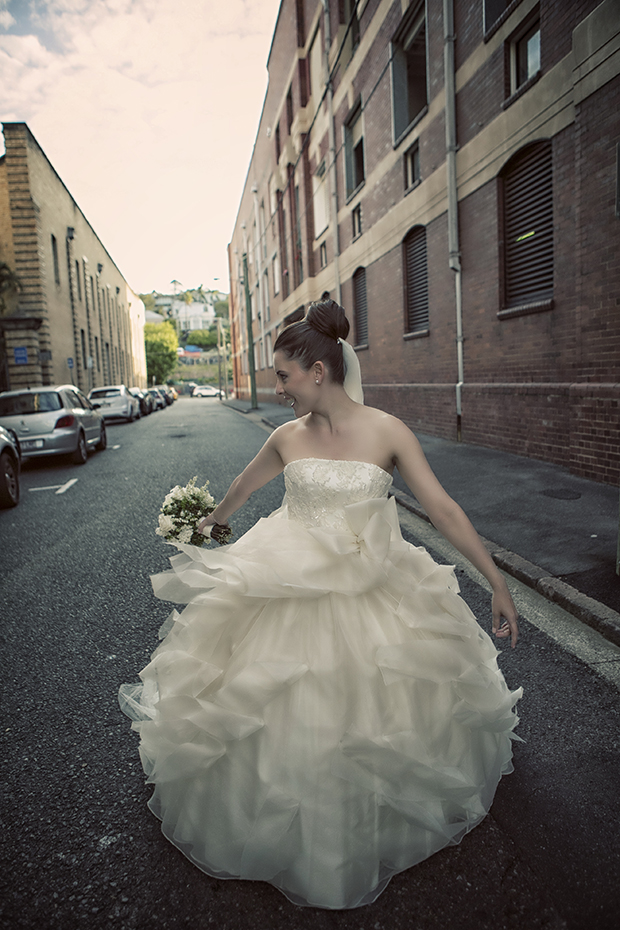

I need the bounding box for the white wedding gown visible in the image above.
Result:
[119,459,521,909]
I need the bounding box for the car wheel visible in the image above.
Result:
[0,451,19,508]
[72,431,88,465]
[96,423,107,451]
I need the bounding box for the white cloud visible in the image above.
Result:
[0,0,280,292]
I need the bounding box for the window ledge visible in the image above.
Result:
[345,181,365,206]
[354,343,369,352]
[502,70,541,110]
[498,298,554,320]
[352,231,363,243]
[393,106,428,150]
[404,329,430,341]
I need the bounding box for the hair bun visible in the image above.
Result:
[306,299,350,342]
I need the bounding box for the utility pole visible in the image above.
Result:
[242,252,257,409]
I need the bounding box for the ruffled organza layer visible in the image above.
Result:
[119,495,521,909]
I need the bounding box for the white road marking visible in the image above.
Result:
[28,478,79,495]
[56,478,78,495]
[112,444,121,449]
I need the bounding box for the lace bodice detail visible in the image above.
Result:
[283,459,393,531]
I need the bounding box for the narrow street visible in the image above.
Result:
[1,398,618,930]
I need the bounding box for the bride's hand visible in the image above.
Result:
[491,585,519,648]
[198,515,231,544]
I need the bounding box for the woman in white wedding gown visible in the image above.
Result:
[119,300,521,910]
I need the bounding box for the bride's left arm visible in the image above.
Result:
[390,420,519,647]
[198,437,285,532]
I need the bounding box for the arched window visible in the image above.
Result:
[352,267,368,346]
[403,226,429,334]
[501,141,553,311]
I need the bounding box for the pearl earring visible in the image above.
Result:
[315,379,319,384]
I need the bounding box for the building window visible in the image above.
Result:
[319,241,327,269]
[75,260,82,300]
[272,253,280,295]
[51,235,60,285]
[352,204,362,240]
[80,329,87,370]
[94,335,100,372]
[266,332,273,368]
[509,13,540,95]
[484,0,514,33]
[352,267,368,346]
[312,160,329,238]
[403,226,429,334]
[391,3,427,145]
[286,87,294,134]
[345,102,364,198]
[404,142,420,191]
[275,122,281,161]
[344,0,360,51]
[501,141,553,310]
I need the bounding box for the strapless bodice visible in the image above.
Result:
[283,458,393,531]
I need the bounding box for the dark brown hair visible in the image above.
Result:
[273,299,350,383]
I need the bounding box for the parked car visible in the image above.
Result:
[147,387,166,410]
[129,387,153,416]
[0,385,106,465]
[88,385,140,421]
[155,385,174,406]
[0,424,20,508]
[191,385,223,398]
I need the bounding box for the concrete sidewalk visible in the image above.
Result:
[223,398,620,645]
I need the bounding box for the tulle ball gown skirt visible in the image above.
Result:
[119,460,521,909]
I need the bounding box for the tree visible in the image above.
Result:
[144,321,178,384]
[214,298,229,319]
[139,292,157,313]
[185,328,218,349]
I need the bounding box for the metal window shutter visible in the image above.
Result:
[504,143,553,306]
[353,268,368,344]
[405,227,429,331]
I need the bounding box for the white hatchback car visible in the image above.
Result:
[88,385,140,421]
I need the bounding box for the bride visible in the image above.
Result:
[120,299,521,910]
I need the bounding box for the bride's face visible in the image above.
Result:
[273,350,317,417]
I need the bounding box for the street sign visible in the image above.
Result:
[14,347,28,365]
[67,357,74,369]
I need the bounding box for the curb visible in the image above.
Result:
[390,488,620,648]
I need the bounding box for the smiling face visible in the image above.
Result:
[273,350,319,417]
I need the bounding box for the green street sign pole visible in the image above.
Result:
[243,252,257,409]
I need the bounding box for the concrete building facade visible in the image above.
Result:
[228,0,620,486]
[0,123,147,395]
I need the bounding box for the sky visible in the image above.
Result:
[0,0,282,295]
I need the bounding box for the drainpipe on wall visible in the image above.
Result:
[443,0,464,441]
[251,183,267,372]
[322,0,342,304]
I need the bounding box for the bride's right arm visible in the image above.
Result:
[198,435,285,531]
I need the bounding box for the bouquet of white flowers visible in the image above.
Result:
[155,477,232,547]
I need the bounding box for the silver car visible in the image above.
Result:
[0,424,20,507]
[0,385,106,464]
[88,385,140,421]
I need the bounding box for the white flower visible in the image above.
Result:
[177,526,193,544]
[158,514,175,535]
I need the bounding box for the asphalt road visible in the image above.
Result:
[1,398,619,930]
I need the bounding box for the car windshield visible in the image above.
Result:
[91,388,121,398]
[0,392,62,416]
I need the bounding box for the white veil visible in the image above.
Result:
[338,338,364,404]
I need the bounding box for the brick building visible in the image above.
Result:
[0,123,147,394]
[228,0,620,485]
